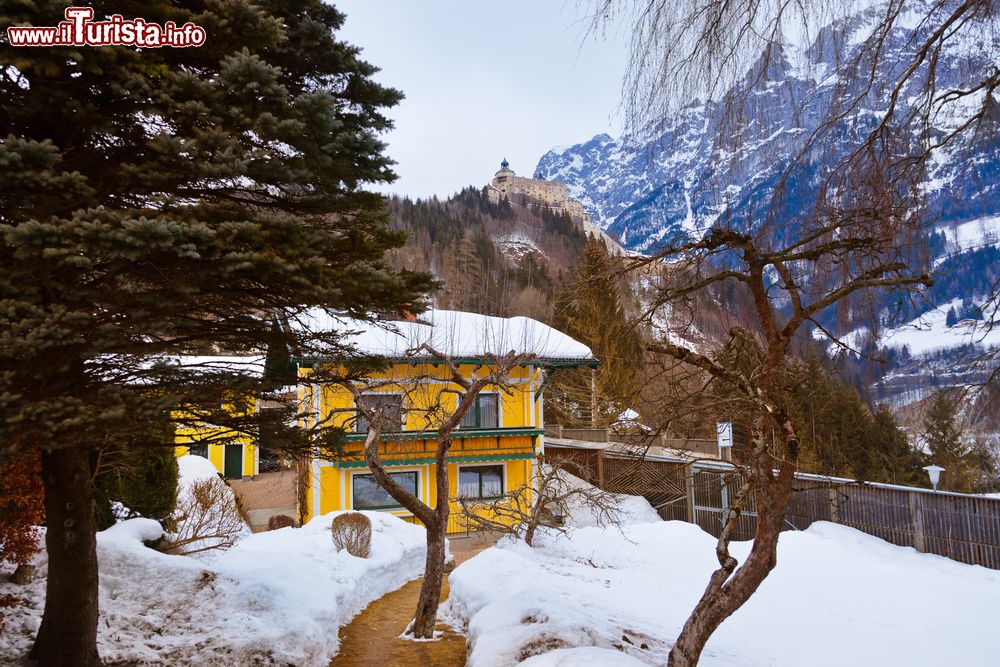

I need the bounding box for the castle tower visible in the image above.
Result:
[493,157,515,195]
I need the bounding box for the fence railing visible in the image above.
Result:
[544,444,1000,570]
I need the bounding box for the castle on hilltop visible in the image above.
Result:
[484,158,592,225]
[484,158,623,253]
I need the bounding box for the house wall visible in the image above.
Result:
[300,361,544,531]
[173,392,258,478]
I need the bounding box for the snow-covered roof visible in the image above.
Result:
[156,355,267,378]
[298,309,595,365]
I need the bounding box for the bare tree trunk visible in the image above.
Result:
[409,438,452,638]
[410,518,447,638]
[30,445,103,667]
[668,415,797,667]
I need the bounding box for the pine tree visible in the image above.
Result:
[551,236,642,426]
[923,392,974,492]
[869,405,922,486]
[93,444,179,531]
[0,2,431,663]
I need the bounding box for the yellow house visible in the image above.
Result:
[170,312,595,534]
[296,310,596,533]
[170,356,273,479]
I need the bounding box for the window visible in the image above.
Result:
[355,393,404,433]
[460,394,499,430]
[352,471,418,510]
[188,443,208,459]
[458,465,504,500]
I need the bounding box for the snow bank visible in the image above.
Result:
[177,451,223,485]
[547,467,660,528]
[0,511,426,665]
[446,521,1000,667]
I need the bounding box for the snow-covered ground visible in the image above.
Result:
[0,511,426,665]
[878,298,1000,356]
[939,214,1000,257]
[549,467,661,529]
[831,297,1000,357]
[446,520,1000,667]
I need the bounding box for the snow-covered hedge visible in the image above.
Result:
[445,521,1000,666]
[0,511,426,665]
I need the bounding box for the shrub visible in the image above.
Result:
[162,477,248,556]
[331,512,372,558]
[0,450,44,566]
[0,451,44,622]
[267,514,298,531]
[94,445,179,530]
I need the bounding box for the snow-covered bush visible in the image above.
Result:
[162,455,249,557]
[330,512,372,558]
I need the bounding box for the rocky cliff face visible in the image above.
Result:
[536,3,1000,258]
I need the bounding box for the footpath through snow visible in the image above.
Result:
[445,519,1000,666]
[0,510,426,665]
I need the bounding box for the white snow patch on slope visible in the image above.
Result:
[0,512,426,665]
[496,232,543,261]
[446,520,1000,667]
[939,215,1000,256]
[880,298,1000,355]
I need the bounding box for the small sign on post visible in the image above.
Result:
[717,421,733,461]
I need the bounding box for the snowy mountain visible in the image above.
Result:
[536,2,999,405]
[535,3,1000,259]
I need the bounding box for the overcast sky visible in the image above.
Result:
[334,0,630,199]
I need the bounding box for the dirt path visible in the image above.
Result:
[332,538,492,667]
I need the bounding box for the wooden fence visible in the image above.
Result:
[544,445,1000,570]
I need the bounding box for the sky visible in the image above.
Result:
[334,0,630,199]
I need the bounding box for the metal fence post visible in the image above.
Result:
[685,462,696,524]
[910,491,926,552]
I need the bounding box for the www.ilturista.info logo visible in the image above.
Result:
[7,7,206,47]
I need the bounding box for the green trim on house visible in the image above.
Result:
[296,357,598,369]
[334,452,537,469]
[341,427,543,443]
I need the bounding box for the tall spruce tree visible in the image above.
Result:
[923,392,974,492]
[551,236,642,426]
[0,2,431,664]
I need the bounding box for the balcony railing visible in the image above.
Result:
[341,427,543,443]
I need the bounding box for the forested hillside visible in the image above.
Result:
[384,188,590,321]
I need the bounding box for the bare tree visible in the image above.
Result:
[577,1,999,663]
[633,221,931,663]
[457,458,624,546]
[343,344,532,639]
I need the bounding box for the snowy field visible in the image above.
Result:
[833,297,1000,357]
[0,511,426,665]
[446,520,1000,667]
